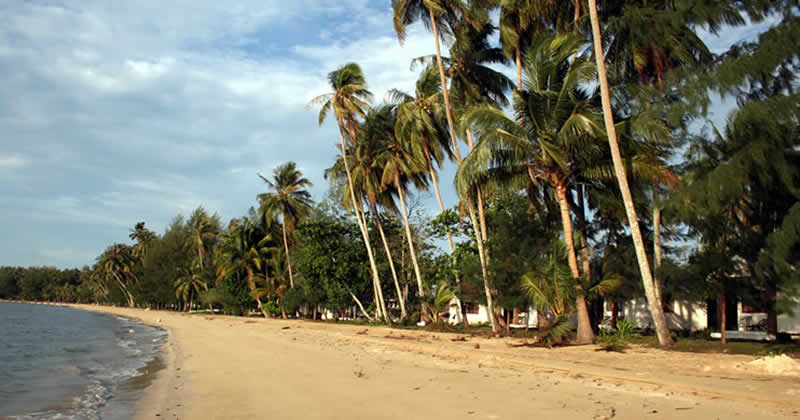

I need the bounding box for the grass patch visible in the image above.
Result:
[629,335,800,357]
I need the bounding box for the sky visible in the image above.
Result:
[0,1,780,268]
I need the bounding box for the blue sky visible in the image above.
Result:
[0,1,779,268]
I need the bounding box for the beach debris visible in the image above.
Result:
[451,336,468,342]
[353,368,366,378]
[384,333,425,341]
[474,344,480,349]
[356,328,369,335]
[281,326,291,330]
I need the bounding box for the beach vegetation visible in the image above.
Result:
[2,0,798,353]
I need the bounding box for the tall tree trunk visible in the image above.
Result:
[718,289,727,345]
[281,223,294,288]
[609,300,618,327]
[341,281,376,322]
[395,173,426,299]
[767,281,778,336]
[430,8,496,334]
[554,180,595,344]
[428,163,467,327]
[245,270,268,318]
[587,0,673,347]
[336,117,392,325]
[515,44,522,89]
[430,8,460,164]
[652,187,664,305]
[371,203,407,319]
[577,185,592,283]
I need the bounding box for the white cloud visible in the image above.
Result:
[0,155,29,169]
[0,1,770,268]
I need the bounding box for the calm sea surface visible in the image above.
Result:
[0,302,165,420]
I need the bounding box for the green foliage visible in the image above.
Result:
[199,275,253,316]
[598,319,637,352]
[425,280,456,323]
[535,315,574,348]
[296,219,372,311]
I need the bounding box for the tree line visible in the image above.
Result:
[3,0,798,347]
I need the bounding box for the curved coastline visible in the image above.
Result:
[0,301,170,420]
[66,304,184,420]
[52,304,800,420]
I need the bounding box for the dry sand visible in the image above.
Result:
[71,305,800,419]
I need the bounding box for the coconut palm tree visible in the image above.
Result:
[187,207,221,271]
[174,259,208,312]
[308,63,392,325]
[327,130,410,320]
[391,66,453,249]
[128,221,156,262]
[390,65,457,321]
[458,33,606,344]
[586,0,673,346]
[444,19,514,331]
[258,161,313,289]
[97,244,138,307]
[392,0,471,162]
[372,105,431,303]
[215,219,269,318]
[393,1,499,333]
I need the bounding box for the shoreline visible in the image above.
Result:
[58,305,800,419]
[67,304,186,420]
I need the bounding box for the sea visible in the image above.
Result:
[0,302,166,420]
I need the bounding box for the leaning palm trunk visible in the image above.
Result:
[281,223,295,288]
[394,173,426,300]
[587,0,673,347]
[245,270,269,318]
[652,187,664,305]
[428,161,467,326]
[112,273,135,308]
[336,118,392,325]
[553,181,595,344]
[341,282,376,323]
[371,203,407,319]
[429,7,497,334]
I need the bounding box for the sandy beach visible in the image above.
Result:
[71,305,800,420]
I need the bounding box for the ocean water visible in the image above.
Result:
[0,302,166,420]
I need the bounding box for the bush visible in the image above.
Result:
[598,319,637,352]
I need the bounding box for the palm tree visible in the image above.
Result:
[174,259,208,312]
[393,1,499,333]
[128,221,156,262]
[391,66,454,250]
[327,131,409,320]
[444,20,514,332]
[458,34,606,343]
[258,162,313,289]
[308,63,392,324]
[586,0,673,346]
[522,237,623,345]
[97,244,138,307]
[370,105,431,303]
[390,66,457,321]
[187,208,220,271]
[215,219,269,318]
[425,280,457,324]
[392,0,471,162]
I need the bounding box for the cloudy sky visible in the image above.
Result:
[0,1,778,268]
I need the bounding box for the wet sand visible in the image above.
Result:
[71,305,800,420]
